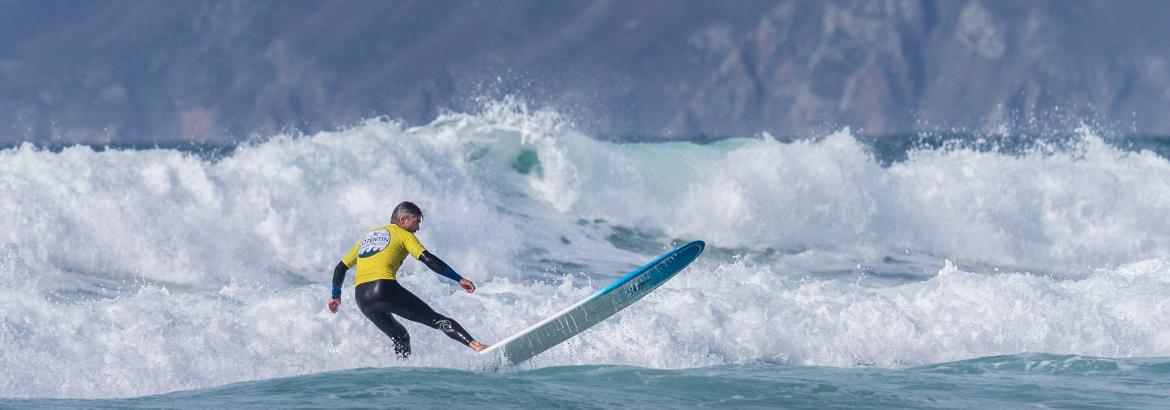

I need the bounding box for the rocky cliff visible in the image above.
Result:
[2,0,1168,142]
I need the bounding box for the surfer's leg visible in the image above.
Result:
[358,305,412,358]
[355,280,412,358]
[383,281,478,346]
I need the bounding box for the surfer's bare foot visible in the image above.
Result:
[469,340,488,352]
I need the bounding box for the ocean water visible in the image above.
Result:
[2,101,1170,408]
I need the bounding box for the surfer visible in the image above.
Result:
[327,201,488,358]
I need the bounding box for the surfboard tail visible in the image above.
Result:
[479,240,705,365]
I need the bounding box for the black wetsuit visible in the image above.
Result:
[354,278,475,358]
[333,228,477,359]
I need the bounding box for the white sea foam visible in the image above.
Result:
[542,128,1170,271]
[2,102,1170,398]
[548,257,1170,369]
[5,254,1170,398]
[2,103,1168,283]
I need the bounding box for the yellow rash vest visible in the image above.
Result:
[341,224,427,286]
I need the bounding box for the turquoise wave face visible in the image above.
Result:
[10,355,1170,409]
[2,107,1169,287]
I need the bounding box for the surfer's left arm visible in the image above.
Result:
[326,262,347,313]
[328,242,359,313]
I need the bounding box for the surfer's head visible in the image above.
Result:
[391,201,423,232]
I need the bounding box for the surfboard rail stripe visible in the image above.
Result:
[479,240,705,365]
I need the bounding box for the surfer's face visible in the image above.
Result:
[397,215,421,232]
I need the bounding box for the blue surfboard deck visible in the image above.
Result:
[478,240,705,366]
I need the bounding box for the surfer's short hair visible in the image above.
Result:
[391,201,423,222]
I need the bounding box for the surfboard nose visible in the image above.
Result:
[480,238,707,365]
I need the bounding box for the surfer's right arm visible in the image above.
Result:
[403,230,477,294]
[419,251,477,293]
[328,243,360,313]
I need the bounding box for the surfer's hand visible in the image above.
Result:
[327,298,341,313]
[459,279,476,294]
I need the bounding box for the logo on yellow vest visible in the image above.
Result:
[358,229,391,258]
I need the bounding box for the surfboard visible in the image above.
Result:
[478,240,705,366]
